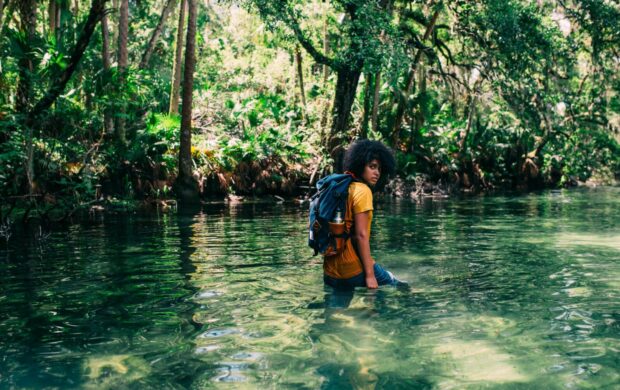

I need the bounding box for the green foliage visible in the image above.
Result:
[0,118,27,198]
[128,113,181,176]
[247,0,396,72]
[552,128,620,183]
[218,92,308,169]
[228,92,295,128]
[219,125,308,169]
[1,0,618,206]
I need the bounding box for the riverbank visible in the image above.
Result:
[2,172,617,238]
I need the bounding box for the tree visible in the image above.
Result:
[295,45,307,120]
[48,0,57,37]
[360,73,372,139]
[169,0,187,115]
[101,9,113,135]
[371,71,381,133]
[29,0,109,118]
[250,0,394,171]
[0,0,617,204]
[15,0,37,113]
[21,0,109,194]
[116,0,128,145]
[139,0,177,69]
[175,0,199,203]
[557,0,620,125]
[391,6,441,146]
[0,1,6,36]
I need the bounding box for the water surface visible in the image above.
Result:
[1,187,619,388]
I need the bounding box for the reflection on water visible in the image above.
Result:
[84,354,151,389]
[0,188,618,388]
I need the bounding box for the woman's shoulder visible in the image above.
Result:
[349,181,372,197]
[348,181,373,212]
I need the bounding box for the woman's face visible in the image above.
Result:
[362,159,381,187]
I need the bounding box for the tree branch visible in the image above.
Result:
[139,0,176,69]
[286,9,337,70]
[428,69,462,88]
[435,38,476,70]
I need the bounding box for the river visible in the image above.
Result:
[1,187,618,388]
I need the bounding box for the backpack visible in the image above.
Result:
[308,173,355,256]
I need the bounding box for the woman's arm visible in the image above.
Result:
[353,211,377,289]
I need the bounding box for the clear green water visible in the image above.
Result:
[1,188,619,389]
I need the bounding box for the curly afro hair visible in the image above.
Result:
[343,140,396,191]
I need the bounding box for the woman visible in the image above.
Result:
[323,140,400,290]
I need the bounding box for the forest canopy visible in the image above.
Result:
[0,0,618,214]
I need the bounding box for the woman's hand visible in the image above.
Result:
[365,276,378,289]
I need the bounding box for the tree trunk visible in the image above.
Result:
[0,0,4,74]
[530,95,554,160]
[360,73,372,139]
[391,8,440,145]
[458,94,477,156]
[101,12,111,71]
[112,0,118,57]
[56,2,62,41]
[458,80,481,156]
[0,0,15,76]
[411,61,426,149]
[322,2,329,83]
[15,0,36,113]
[175,0,198,203]
[116,0,128,145]
[329,66,362,171]
[0,1,5,32]
[47,0,63,40]
[48,0,56,36]
[169,0,186,115]
[101,12,114,135]
[295,45,306,119]
[371,71,381,133]
[139,0,176,69]
[289,55,298,105]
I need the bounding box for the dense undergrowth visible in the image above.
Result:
[0,1,619,220]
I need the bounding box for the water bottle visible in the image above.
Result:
[332,210,343,224]
[328,209,345,255]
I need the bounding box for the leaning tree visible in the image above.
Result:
[248,0,395,171]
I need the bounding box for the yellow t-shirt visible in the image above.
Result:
[323,181,373,279]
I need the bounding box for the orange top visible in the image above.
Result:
[323,182,373,279]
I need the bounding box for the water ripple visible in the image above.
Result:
[0,189,618,388]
